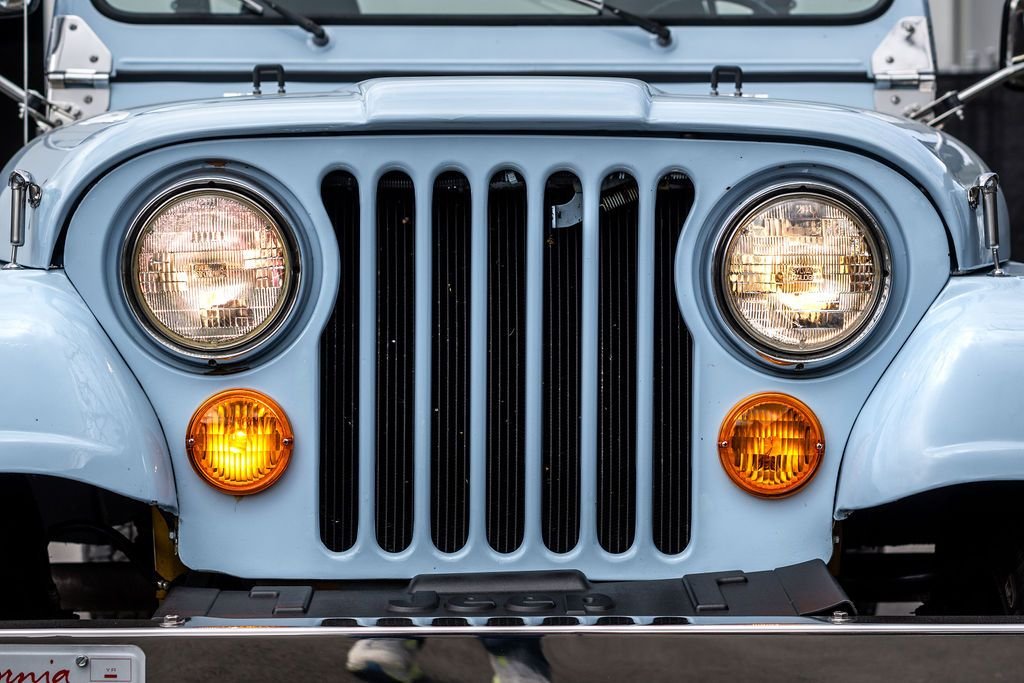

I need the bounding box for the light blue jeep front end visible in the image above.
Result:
[2,0,1024,647]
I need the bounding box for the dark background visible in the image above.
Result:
[1,13,43,168]
[1,18,1023,259]
[940,73,1024,260]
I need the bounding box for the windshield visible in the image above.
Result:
[98,0,888,22]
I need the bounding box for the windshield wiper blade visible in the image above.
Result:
[565,0,672,47]
[240,0,329,47]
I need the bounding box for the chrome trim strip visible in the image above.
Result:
[7,623,1024,638]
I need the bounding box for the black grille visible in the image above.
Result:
[431,172,472,554]
[318,165,694,561]
[597,173,639,554]
[375,172,417,554]
[486,171,528,554]
[541,172,583,554]
[319,171,360,553]
[652,173,695,556]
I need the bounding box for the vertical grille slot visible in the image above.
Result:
[485,171,528,554]
[431,172,472,553]
[652,172,695,555]
[320,171,360,553]
[376,171,416,554]
[541,172,583,554]
[597,173,640,554]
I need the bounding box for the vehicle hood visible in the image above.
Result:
[0,77,998,271]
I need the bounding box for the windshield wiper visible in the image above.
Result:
[240,0,329,47]
[565,0,672,47]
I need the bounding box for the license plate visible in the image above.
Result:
[0,645,144,682]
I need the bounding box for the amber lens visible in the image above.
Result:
[718,393,824,497]
[721,191,885,357]
[186,389,294,495]
[130,187,294,353]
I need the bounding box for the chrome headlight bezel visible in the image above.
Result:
[120,177,301,363]
[712,181,892,368]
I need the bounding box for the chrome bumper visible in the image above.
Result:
[1,620,1022,682]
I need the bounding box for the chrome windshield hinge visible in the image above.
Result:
[969,173,1005,277]
[3,170,42,271]
[875,71,934,88]
[48,69,110,90]
[45,16,112,123]
[871,16,937,117]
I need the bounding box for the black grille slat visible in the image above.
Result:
[541,173,583,554]
[597,173,640,554]
[431,172,472,554]
[652,173,695,556]
[319,171,360,553]
[486,171,528,554]
[376,172,417,554]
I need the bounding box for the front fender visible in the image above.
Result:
[836,271,1024,517]
[0,269,176,511]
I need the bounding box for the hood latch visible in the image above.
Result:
[3,170,42,271]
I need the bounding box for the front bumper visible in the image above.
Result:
[2,618,1023,682]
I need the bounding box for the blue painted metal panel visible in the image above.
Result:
[836,270,1024,516]
[465,163,489,550]
[579,171,600,554]
[634,166,656,551]
[62,134,948,579]
[0,269,176,510]
[523,170,545,548]
[355,167,377,548]
[0,78,999,271]
[411,164,433,553]
[108,82,878,113]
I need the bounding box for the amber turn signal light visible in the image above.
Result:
[186,389,294,495]
[718,392,824,497]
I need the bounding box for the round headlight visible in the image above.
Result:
[717,186,889,362]
[125,183,297,357]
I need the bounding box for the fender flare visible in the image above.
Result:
[0,269,176,511]
[836,273,1024,517]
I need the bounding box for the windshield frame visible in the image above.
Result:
[89,0,894,27]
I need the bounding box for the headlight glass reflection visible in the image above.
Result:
[128,187,295,354]
[720,190,887,358]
